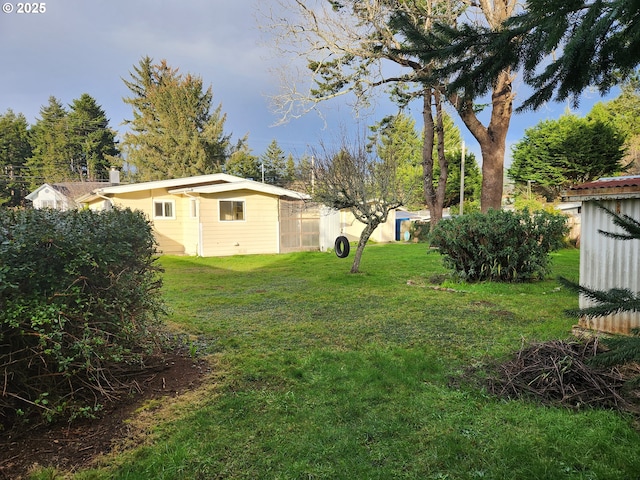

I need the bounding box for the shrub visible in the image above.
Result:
[410,220,431,243]
[0,208,165,428]
[430,209,568,282]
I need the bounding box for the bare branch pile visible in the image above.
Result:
[487,339,640,411]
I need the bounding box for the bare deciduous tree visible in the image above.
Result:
[261,0,457,225]
[311,140,404,273]
[262,0,518,214]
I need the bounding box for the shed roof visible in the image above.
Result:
[563,175,640,201]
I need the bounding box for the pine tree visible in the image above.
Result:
[27,96,119,185]
[27,96,74,185]
[122,57,243,181]
[225,145,261,180]
[285,154,296,187]
[68,94,120,181]
[413,0,640,110]
[369,113,480,210]
[0,109,32,205]
[369,114,423,209]
[261,140,288,186]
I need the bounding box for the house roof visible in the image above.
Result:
[92,173,242,195]
[77,173,309,203]
[170,179,310,200]
[563,175,640,201]
[26,182,111,202]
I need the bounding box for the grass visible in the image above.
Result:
[70,244,640,479]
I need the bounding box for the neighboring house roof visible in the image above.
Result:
[563,175,640,201]
[77,173,310,203]
[26,182,110,203]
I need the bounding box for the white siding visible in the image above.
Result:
[198,191,280,256]
[579,199,640,333]
[340,209,397,243]
[319,207,341,252]
[32,188,73,211]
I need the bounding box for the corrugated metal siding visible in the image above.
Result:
[579,199,640,334]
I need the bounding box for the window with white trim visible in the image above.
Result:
[190,198,199,218]
[153,200,175,219]
[219,200,245,221]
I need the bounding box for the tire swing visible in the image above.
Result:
[334,236,350,258]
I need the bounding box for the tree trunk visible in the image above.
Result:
[350,221,378,273]
[434,88,448,218]
[453,69,514,213]
[422,90,444,228]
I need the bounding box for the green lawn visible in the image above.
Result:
[73,244,640,480]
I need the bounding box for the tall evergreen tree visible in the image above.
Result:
[122,57,243,181]
[369,114,423,209]
[285,154,296,187]
[26,95,119,186]
[410,0,640,111]
[261,140,288,186]
[369,112,481,210]
[391,0,517,213]
[26,96,74,186]
[0,109,32,205]
[225,145,261,180]
[68,94,120,181]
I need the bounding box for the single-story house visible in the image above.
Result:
[563,175,640,334]
[77,173,319,257]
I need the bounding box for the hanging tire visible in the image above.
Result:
[334,236,350,258]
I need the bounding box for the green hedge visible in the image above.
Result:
[0,208,165,428]
[430,209,568,282]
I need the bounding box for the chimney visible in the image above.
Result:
[109,167,120,185]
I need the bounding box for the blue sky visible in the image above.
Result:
[0,0,617,166]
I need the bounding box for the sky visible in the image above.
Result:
[0,0,618,167]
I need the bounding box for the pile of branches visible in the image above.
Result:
[487,339,640,412]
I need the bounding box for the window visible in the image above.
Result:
[154,200,175,219]
[220,200,245,221]
[190,198,199,218]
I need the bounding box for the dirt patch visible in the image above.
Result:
[0,353,210,479]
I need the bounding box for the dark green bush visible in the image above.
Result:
[0,208,165,428]
[410,220,431,243]
[430,209,568,282]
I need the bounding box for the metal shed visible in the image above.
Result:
[564,176,640,334]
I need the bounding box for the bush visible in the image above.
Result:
[410,220,431,243]
[430,209,568,282]
[0,208,165,428]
